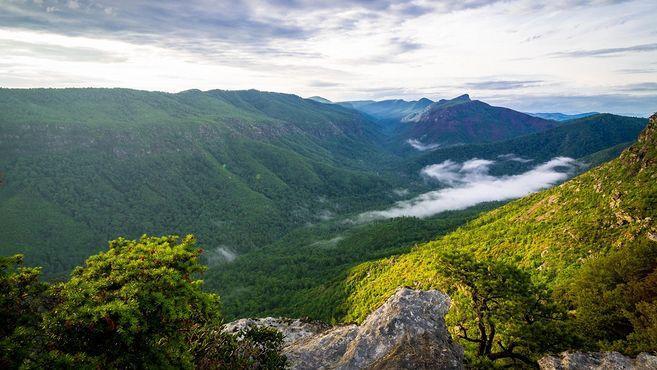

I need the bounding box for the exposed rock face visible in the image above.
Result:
[539,351,657,370]
[223,316,330,345]
[223,288,464,369]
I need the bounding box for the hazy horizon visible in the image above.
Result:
[1,0,656,116]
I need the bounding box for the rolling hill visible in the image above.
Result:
[0,87,649,300]
[0,88,399,278]
[528,111,599,121]
[338,98,433,121]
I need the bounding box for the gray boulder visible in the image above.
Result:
[223,287,464,369]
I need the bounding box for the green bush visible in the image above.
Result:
[564,237,657,353]
[0,254,50,368]
[0,235,287,369]
[40,235,220,368]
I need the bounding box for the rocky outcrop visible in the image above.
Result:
[539,351,657,370]
[223,288,464,369]
[223,317,330,345]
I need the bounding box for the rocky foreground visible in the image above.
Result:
[224,288,656,369]
[225,288,464,369]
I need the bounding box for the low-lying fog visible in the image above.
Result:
[360,156,578,221]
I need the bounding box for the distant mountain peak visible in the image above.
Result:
[401,95,557,144]
[428,94,473,110]
[308,96,332,104]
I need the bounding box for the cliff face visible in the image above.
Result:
[224,288,464,370]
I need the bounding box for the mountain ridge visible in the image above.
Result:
[0,88,399,278]
[528,111,599,121]
[337,97,433,121]
[400,94,558,145]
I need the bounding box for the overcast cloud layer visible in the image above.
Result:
[359,157,578,220]
[0,0,656,115]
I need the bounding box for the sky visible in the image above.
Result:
[1,0,656,115]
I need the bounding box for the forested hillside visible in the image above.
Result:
[1,87,654,368]
[0,88,647,286]
[406,113,647,174]
[0,88,399,278]
[207,114,647,320]
[307,113,657,365]
[206,202,503,320]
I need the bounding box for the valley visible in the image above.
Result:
[3,1,656,367]
[0,88,654,367]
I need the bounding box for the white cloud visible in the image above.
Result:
[0,0,656,113]
[407,139,441,151]
[359,157,578,220]
[309,236,344,248]
[420,158,495,186]
[317,209,335,221]
[205,246,238,264]
[393,188,410,197]
[498,153,533,163]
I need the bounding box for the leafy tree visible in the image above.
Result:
[436,250,568,368]
[1,235,288,369]
[564,238,657,353]
[0,254,49,368]
[40,235,222,368]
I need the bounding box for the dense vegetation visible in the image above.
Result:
[206,202,503,320]
[407,113,647,173]
[203,114,646,322]
[306,114,657,366]
[0,88,403,278]
[0,235,286,369]
[0,89,645,282]
[1,87,654,367]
